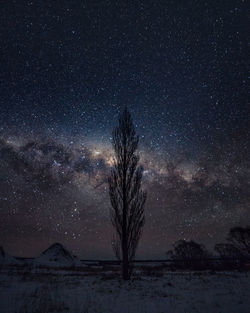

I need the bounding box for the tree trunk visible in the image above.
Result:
[122,149,130,280]
[122,200,129,279]
[122,241,129,280]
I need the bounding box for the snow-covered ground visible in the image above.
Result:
[0,264,249,313]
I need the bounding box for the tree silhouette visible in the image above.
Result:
[227,226,250,256]
[108,108,147,280]
[167,240,210,270]
[215,243,244,259]
[215,243,245,269]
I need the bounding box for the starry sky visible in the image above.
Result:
[0,0,249,259]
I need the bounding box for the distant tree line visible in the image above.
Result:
[167,226,250,270]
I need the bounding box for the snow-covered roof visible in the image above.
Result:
[35,243,81,267]
[0,247,20,265]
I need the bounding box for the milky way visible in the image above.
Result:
[0,1,249,258]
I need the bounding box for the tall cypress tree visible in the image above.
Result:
[108,108,147,280]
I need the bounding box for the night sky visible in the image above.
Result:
[0,1,249,259]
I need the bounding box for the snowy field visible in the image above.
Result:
[0,264,249,313]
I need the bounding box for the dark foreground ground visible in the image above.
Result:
[0,262,249,313]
